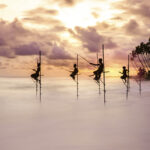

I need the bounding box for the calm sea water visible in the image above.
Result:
[0,77,150,150]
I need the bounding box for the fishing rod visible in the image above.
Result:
[78,54,97,68]
[79,55,90,63]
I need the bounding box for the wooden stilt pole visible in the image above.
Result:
[97,49,100,95]
[102,44,106,103]
[128,54,130,89]
[77,54,79,99]
[39,51,42,102]
[126,54,130,99]
[36,59,38,97]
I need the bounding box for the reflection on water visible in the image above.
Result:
[0,77,150,150]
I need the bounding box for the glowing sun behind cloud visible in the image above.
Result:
[56,1,122,29]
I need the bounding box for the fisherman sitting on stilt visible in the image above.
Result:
[120,66,128,83]
[31,62,41,82]
[90,58,104,81]
[70,64,78,80]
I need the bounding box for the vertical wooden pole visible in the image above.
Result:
[126,54,130,99]
[97,49,100,94]
[102,44,106,92]
[39,51,41,102]
[77,54,79,99]
[36,59,38,97]
[102,44,106,103]
[128,54,130,89]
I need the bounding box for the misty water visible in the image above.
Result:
[0,77,150,150]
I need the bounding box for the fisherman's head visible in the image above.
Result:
[74,64,77,68]
[123,66,126,69]
[99,58,102,63]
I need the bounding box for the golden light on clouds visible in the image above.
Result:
[0,0,41,21]
[56,1,123,29]
[56,3,97,28]
[1,0,124,29]
[0,0,149,77]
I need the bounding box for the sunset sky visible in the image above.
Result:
[0,0,150,77]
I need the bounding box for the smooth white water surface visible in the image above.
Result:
[0,77,150,150]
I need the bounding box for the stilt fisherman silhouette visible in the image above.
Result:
[90,58,104,81]
[120,66,128,83]
[31,61,41,82]
[70,64,78,80]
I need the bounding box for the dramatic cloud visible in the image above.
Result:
[0,19,31,58]
[124,19,140,35]
[0,47,15,58]
[0,38,6,46]
[23,7,65,31]
[14,42,42,56]
[0,19,73,65]
[129,4,150,19]
[112,50,128,61]
[69,26,117,52]
[23,16,62,26]
[113,0,150,20]
[25,7,58,16]
[48,45,73,59]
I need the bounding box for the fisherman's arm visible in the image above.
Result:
[89,63,99,66]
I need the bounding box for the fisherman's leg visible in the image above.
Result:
[94,74,99,80]
[71,75,75,80]
[124,78,127,83]
[93,70,98,79]
[97,74,101,80]
[99,72,102,78]
[70,73,75,80]
[70,73,73,77]
[31,74,37,80]
[122,76,126,82]
[94,74,98,80]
